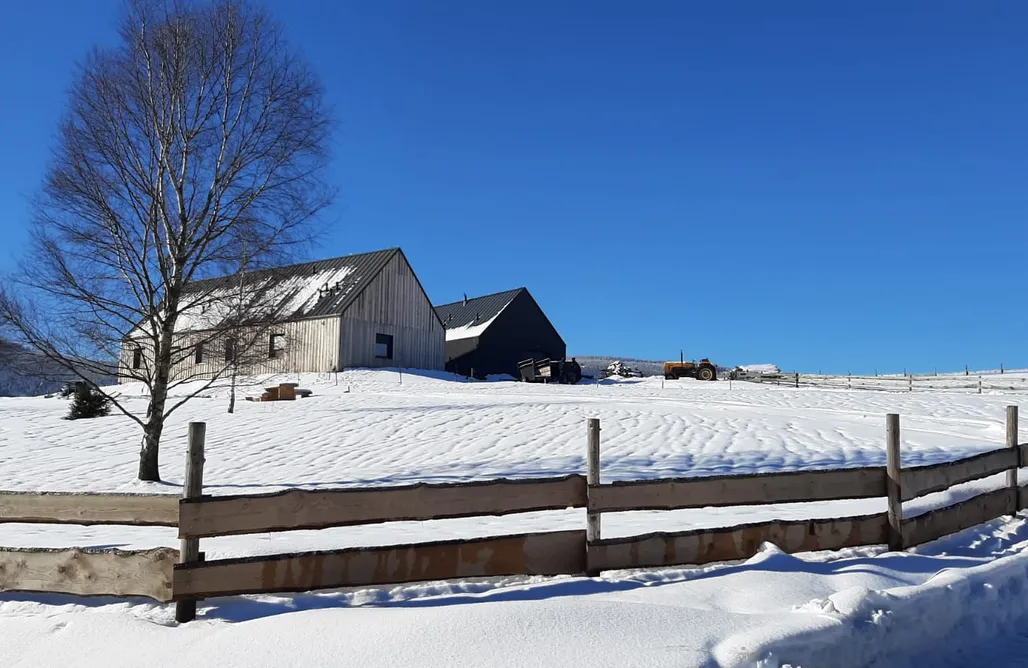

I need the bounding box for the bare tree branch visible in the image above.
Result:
[0,0,333,482]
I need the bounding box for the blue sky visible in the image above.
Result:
[1,1,1026,374]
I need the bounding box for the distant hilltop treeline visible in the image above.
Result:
[0,339,116,397]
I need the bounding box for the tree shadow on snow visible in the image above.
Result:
[0,591,172,618]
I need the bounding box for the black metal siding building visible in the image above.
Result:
[435,288,566,379]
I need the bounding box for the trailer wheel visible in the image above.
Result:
[697,366,716,381]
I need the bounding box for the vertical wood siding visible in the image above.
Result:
[339,252,445,370]
[233,317,340,376]
[120,249,444,380]
[339,319,445,370]
[123,317,341,383]
[117,341,138,383]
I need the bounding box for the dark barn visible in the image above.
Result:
[434,288,566,379]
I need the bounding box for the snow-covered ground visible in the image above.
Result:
[2,371,1028,667]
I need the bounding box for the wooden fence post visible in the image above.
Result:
[795,373,799,388]
[908,375,913,392]
[979,377,983,395]
[175,422,206,624]
[886,413,903,551]
[1008,406,1019,515]
[586,418,601,575]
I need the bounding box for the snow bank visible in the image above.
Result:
[717,528,1028,667]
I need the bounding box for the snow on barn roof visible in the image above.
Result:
[434,288,524,341]
[175,248,400,331]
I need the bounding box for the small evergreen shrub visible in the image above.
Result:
[66,384,111,420]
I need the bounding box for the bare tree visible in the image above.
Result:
[217,244,292,414]
[0,0,332,481]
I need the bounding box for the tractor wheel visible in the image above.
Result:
[664,373,676,380]
[697,366,716,381]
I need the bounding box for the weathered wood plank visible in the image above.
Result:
[902,488,1014,548]
[900,449,1016,502]
[1007,407,1019,515]
[173,530,585,599]
[0,547,178,602]
[587,514,888,572]
[886,414,903,550]
[0,492,179,527]
[586,419,601,545]
[176,422,206,624]
[587,467,886,513]
[179,475,586,539]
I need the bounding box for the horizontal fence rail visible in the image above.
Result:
[901,449,1017,502]
[588,467,885,513]
[901,487,1015,548]
[0,492,179,527]
[587,513,888,572]
[0,547,178,602]
[173,530,586,599]
[179,475,587,539]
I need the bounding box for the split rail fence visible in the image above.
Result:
[741,370,1028,394]
[1,407,1024,623]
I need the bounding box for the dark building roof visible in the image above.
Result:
[183,248,400,321]
[434,288,525,331]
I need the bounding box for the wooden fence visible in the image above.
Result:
[1,407,1024,623]
[740,370,1028,394]
[0,490,178,601]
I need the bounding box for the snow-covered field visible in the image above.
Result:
[2,371,1028,667]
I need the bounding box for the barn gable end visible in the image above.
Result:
[338,250,445,370]
[435,288,565,379]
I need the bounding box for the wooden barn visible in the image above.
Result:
[120,248,445,381]
[434,288,566,380]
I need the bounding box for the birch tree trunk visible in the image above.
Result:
[0,0,332,481]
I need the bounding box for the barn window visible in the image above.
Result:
[268,333,285,359]
[194,343,204,364]
[224,337,236,363]
[375,333,393,360]
[131,348,142,370]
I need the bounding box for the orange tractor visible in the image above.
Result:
[664,353,718,381]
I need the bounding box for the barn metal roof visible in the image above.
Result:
[434,288,525,332]
[182,248,399,321]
